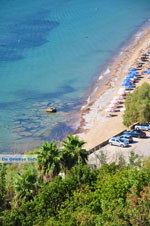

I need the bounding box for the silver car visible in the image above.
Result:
[109,137,129,147]
[134,123,150,131]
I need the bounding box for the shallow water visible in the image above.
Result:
[0,0,149,153]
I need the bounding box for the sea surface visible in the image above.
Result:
[0,0,150,153]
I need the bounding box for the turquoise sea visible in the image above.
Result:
[0,0,150,153]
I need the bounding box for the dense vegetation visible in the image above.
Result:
[0,135,150,225]
[123,82,150,127]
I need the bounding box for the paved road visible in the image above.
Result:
[88,132,150,167]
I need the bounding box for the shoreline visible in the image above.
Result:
[5,21,150,154]
[74,21,150,150]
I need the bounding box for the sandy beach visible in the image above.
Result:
[75,25,150,151]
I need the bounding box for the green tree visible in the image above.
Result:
[60,135,88,174]
[123,82,150,126]
[128,151,142,168]
[37,141,61,181]
[0,164,6,213]
[32,176,78,225]
[14,167,40,206]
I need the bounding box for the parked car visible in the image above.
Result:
[115,136,130,144]
[118,134,133,143]
[109,137,129,147]
[134,123,150,131]
[123,130,146,138]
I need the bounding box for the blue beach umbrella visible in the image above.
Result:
[146,71,150,74]
[128,72,139,76]
[128,75,135,79]
[128,69,136,72]
[133,71,139,75]
[126,76,133,80]
[130,72,138,76]
[121,83,130,86]
[124,77,131,81]
[131,74,136,77]
[123,79,131,83]
[126,85,135,89]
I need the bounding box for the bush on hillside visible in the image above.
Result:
[2,141,150,225]
[123,82,150,127]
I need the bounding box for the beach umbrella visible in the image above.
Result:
[119,88,126,91]
[106,113,112,117]
[126,76,136,81]
[124,76,131,79]
[129,72,137,76]
[128,72,138,75]
[113,96,120,100]
[129,71,139,75]
[134,72,139,75]
[119,93,126,97]
[126,85,135,89]
[130,77,136,80]
[105,108,114,112]
[108,103,116,108]
[121,83,130,86]
[128,70,138,73]
[126,76,132,79]
[118,88,126,95]
[123,78,131,83]
[127,74,135,78]
[105,108,110,112]
[128,69,136,72]
[111,100,119,104]
[120,107,126,112]
[146,71,150,74]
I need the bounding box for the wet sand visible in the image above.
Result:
[75,26,150,151]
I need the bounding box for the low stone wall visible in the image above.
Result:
[89,130,127,154]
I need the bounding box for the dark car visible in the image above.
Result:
[123,130,146,138]
[118,134,133,143]
[115,136,130,144]
[134,123,150,131]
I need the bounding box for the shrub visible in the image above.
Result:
[123,82,150,126]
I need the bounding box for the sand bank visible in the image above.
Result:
[75,24,150,151]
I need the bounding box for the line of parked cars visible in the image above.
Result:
[109,123,149,148]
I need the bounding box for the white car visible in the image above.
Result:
[109,137,129,147]
[134,123,150,131]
